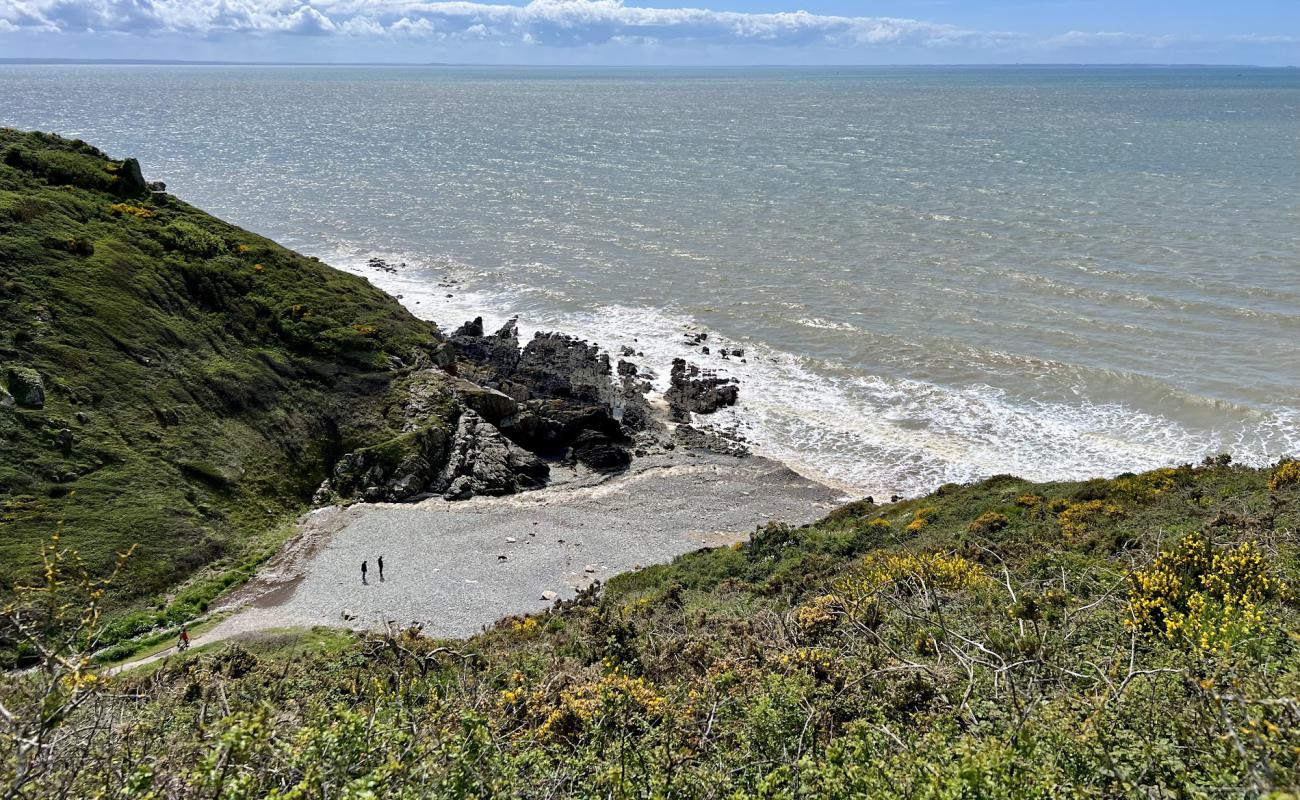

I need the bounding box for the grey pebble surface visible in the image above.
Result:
[212,449,843,641]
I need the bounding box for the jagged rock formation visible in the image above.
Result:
[664,359,739,422]
[449,320,640,472]
[315,370,549,503]
[437,410,550,500]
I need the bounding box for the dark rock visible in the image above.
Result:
[453,317,485,338]
[5,366,45,409]
[515,333,612,406]
[449,317,521,377]
[118,158,148,195]
[55,428,73,454]
[568,428,632,473]
[616,359,638,378]
[664,359,738,422]
[0,386,12,410]
[75,411,89,424]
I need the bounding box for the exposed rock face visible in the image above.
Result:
[451,318,521,378]
[321,407,549,504]
[515,333,613,407]
[664,359,738,422]
[5,366,45,409]
[448,321,639,470]
[437,410,549,500]
[0,386,13,409]
[449,377,519,424]
[316,367,548,504]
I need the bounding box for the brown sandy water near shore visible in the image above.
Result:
[194,448,843,648]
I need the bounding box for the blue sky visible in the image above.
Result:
[0,0,1296,65]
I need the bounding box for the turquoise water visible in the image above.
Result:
[3,65,1297,494]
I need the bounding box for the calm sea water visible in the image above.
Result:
[3,65,1298,495]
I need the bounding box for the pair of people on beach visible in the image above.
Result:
[361,556,385,584]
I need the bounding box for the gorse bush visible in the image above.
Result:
[1127,533,1291,653]
[1270,459,1300,493]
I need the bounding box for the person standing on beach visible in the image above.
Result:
[361,560,368,585]
[378,555,384,581]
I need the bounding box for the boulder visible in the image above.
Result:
[449,377,519,424]
[5,366,45,409]
[117,158,149,195]
[664,359,738,422]
[568,428,632,473]
[0,386,12,410]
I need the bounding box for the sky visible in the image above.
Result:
[0,0,1297,66]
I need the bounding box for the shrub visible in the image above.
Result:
[1057,499,1125,539]
[794,594,840,635]
[1014,494,1042,508]
[537,670,665,742]
[1268,460,1300,493]
[841,550,991,598]
[158,221,226,257]
[1128,533,1290,653]
[967,511,1009,534]
[108,202,153,219]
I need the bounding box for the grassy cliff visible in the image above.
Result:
[0,129,455,625]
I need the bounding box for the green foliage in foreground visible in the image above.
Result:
[8,458,1300,798]
[0,130,453,624]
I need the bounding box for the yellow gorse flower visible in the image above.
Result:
[1127,533,1289,653]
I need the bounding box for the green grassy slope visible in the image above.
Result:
[72,459,1299,798]
[0,129,453,619]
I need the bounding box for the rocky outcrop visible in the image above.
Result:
[319,406,549,504]
[448,377,519,424]
[448,320,638,470]
[118,157,149,195]
[437,410,549,500]
[614,359,658,433]
[450,317,521,378]
[515,333,613,407]
[664,359,738,422]
[5,366,45,409]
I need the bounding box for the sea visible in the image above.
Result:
[3,64,1297,496]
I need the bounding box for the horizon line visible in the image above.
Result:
[0,58,1292,69]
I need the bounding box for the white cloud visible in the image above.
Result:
[0,0,1016,47]
[0,0,1292,58]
